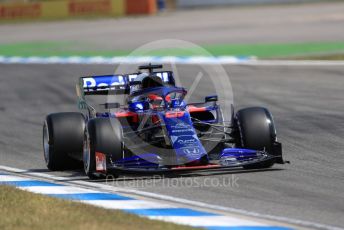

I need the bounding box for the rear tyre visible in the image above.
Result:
[235,107,276,169]
[84,118,123,179]
[43,112,85,171]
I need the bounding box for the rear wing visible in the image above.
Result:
[78,71,175,96]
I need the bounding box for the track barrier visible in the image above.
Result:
[0,0,158,21]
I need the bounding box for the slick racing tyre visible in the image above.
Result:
[235,107,277,169]
[84,118,123,179]
[43,112,85,171]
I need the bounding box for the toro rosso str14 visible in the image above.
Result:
[43,64,286,178]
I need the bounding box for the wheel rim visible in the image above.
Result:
[43,123,50,165]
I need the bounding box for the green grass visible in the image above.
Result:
[204,42,344,58]
[1,41,344,58]
[0,185,197,230]
[0,41,131,57]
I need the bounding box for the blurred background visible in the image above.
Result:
[0,0,344,60]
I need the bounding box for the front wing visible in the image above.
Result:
[96,148,286,175]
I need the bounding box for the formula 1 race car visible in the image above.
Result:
[43,64,286,179]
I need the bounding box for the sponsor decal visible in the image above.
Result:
[172,122,190,129]
[95,152,106,172]
[177,138,196,145]
[165,111,184,118]
[83,76,125,91]
[171,122,193,134]
[127,72,169,82]
[69,0,111,15]
[170,134,199,146]
[171,129,192,134]
[82,72,171,92]
[155,72,169,82]
[170,135,178,144]
[183,147,200,155]
[0,3,41,19]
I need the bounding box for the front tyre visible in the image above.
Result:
[235,107,277,169]
[84,118,123,179]
[43,112,85,171]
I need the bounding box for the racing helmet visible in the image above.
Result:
[136,72,149,82]
[141,74,163,89]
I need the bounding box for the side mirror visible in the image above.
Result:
[103,102,120,109]
[205,95,218,103]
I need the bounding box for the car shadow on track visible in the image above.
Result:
[25,167,284,183]
[26,168,88,181]
[92,168,284,183]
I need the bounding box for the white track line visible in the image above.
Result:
[243,60,344,66]
[0,55,344,65]
[148,216,265,227]
[0,166,341,230]
[0,175,33,181]
[0,56,250,65]
[19,186,99,194]
[81,200,173,210]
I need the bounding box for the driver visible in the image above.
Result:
[141,73,163,89]
[135,73,165,108]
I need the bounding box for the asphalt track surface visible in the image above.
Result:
[1,2,344,48]
[0,63,344,229]
[1,1,344,229]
